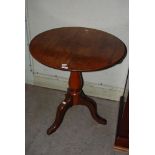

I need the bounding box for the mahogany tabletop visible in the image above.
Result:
[29,27,127,72]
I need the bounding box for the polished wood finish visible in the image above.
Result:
[114,95,129,151]
[29,27,127,135]
[30,27,127,72]
[47,72,106,135]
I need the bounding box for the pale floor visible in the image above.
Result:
[25,84,129,155]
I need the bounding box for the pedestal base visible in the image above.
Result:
[47,72,107,135]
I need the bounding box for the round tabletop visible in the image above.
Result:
[29,27,127,72]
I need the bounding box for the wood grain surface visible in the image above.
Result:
[29,27,127,72]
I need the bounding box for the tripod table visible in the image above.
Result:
[29,27,127,135]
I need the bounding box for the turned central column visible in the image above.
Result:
[68,71,83,105]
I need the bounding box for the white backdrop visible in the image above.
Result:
[25,0,129,100]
